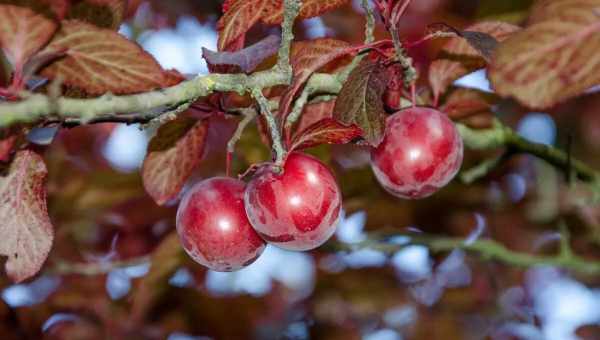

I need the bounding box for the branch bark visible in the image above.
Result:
[457,120,600,184]
[330,227,600,276]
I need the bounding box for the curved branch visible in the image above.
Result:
[51,227,600,276]
[457,120,600,184]
[0,0,304,128]
[252,87,287,165]
[331,229,600,275]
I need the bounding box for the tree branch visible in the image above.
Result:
[0,0,596,195]
[49,256,150,276]
[0,73,269,126]
[276,0,302,76]
[330,230,600,275]
[252,88,287,165]
[283,0,376,130]
[457,120,600,184]
[52,226,600,277]
[460,151,511,184]
[227,108,258,156]
[0,0,303,128]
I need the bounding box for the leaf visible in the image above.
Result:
[217,0,269,51]
[0,0,68,20]
[295,99,336,133]
[279,38,351,121]
[291,118,362,151]
[488,4,600,109]
[142,117,208,206]
[42,0,68,19]
[333,58,387,146]
[441,88,498,119]
[0,150,53,283]
[459,31,500,62]
[262,0,350,25]
[429,21,520,101]
[67,0,126,29]
[131,232,186,322]
[475,0,534,23]
[0,4,57,69]
[0,134,16,162]
[40,20,168,95]
[202,34,281,73]
[22,49,66,80]
[528,0,600,25]
[217,0,349,51]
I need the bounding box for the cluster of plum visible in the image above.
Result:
[175,107,464,271]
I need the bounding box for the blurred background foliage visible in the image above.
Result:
[1,0,600,339]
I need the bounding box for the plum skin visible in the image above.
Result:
[244,152,342,251]
[176,177,266,271]
[370,107,463,199]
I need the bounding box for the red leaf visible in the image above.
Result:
[162,69,187,87]
[217,0,349,51]
[0,135,17,162]
[279,38,352,122]
[0,4,57,69]
[217,0,269,51]
[40,20,168,95]
[489,2,600,109]
[67,0,126,29]
[262,0,350,25]
[0,1,68,20]
[41,0,69,20]
[528,0,600,25]
[441,88,497,120]
[428,21,520,102]
[333,58,388,146]
[0,150,53,283]
[295,99,336,134]
[291,118,362,151]
[142,117,209,206]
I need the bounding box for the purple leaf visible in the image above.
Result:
[202,34,281,73]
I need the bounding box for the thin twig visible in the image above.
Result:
[49,256,151,276]
[276,0,302,77]
[226,108,257,176]
[252,88,286,166]
[460,151,511,184]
